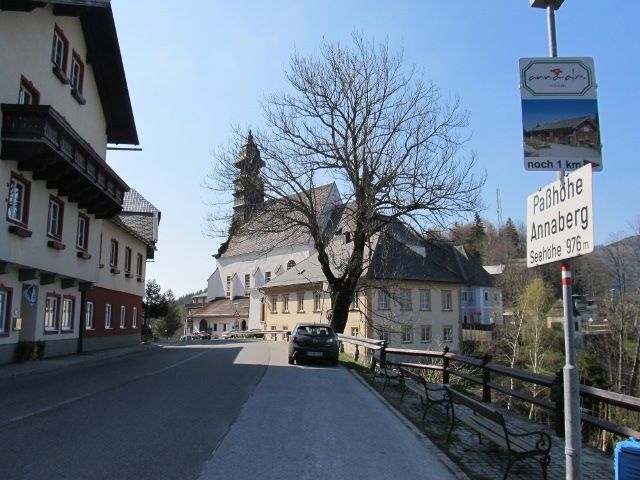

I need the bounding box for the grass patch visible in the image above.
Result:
[339,352,372,375]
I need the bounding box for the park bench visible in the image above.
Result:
[398,366,450,422]
[445,386,552,480]
[374,360,403,391]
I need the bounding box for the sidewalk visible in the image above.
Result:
[0,342,161,381]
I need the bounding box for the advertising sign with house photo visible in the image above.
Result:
[520,57,602,172]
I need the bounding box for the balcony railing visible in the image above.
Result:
[1,104,128,218]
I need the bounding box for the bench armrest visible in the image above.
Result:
[509,430,552,453]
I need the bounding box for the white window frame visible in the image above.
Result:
[419,289,431,310]
[76,214,88,250]
[283,294,289,313]
[70,52,84,93]
[297,292,304,312]
[443,326,453,343]
[8,176,27,223]
[132,307,138,328]
[136,253,143,277]
[351,326,359,337]
[18,84,35,105]
[61,298,73,331]
[377,289,389,310]
[85,301,94,329]
[442,290,452,311]
[270,325,277,340]
[400,288,412,310]
[264,271,271,284]
[421,325,431,343]
[120,305,126,328]
[110,239,118,267]
[105,304,112,329]
[44,296,59,331]
[52,27,67,70]
[401,325,413,343]
[313,292,321,312]
[270,295,277,313]
[124,247,132,273]
[47,197,63,238]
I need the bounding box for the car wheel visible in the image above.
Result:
[288,357,294,365]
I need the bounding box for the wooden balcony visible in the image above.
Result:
[1,104,128,218]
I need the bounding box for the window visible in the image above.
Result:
[226,276,231,298]
[419,289,431,311]
[400,288,412,310]
[85,301,94,329]
[136,253,143,277]
[105,304,112,329]
[120,306,126,328]
[484,291,489,302]
[61,297,74,331]
[244,274,250,291]
[264,271,271,284]
[283,294,289,313]
[0,288,11,334]
[297,293,304,312]
[44,295,59,331]
[287,260,296,270]
[7,173,30,225]
[18,76,39,105]
[401,325,413,343]
[76,214,89,250]
[313,292,321,311]
[124,247,132,273]
[421,325,431,343]
[47,196,64,239]
[270,325,277,340]
[462,291,468,302]
[443,326,453,343]
[270,295,277,313]
[110,239,119,267]
[378,329,390,343]
[132,307,138,328]
[377,289,389,310]
[70,51,85,103]
[351,327,359,337]
[51,25,68,75]
[442,290,452,311]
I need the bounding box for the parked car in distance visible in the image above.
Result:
[221,329,240,339]
[288,323,339,366]
[199,332,211,340]
[179,335,194,342]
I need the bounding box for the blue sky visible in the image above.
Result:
[107,1,640,297]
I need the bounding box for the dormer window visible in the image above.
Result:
[51,25,69,83]
[70,51,86,104]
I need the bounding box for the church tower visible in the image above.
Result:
[231,131,265,232]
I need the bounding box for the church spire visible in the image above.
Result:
[231,130,264,232]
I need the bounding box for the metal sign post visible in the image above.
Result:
[529,2,582,479]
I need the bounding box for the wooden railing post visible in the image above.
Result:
[551,368,565,437]
[380,341,387,366]
[442,346,450,384]
[482,353,492,403]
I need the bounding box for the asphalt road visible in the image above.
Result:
[0,341,465,480]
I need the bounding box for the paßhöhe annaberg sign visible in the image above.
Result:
[527,164,594,267]
[520,57,603,172]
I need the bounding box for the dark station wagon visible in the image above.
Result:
[288,323,339,366]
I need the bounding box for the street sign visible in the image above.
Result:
[520,57,602,172]
[527,163,594,267]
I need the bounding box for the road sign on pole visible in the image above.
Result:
[520,57,602,172]
[527,163,594,267]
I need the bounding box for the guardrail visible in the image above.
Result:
[337,336,640,442]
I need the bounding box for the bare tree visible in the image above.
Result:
[206,33,484,333]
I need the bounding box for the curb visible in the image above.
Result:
[346,367,470,480]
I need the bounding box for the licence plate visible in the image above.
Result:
[307,352,323,357]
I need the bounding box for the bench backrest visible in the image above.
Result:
[447,387,506,428]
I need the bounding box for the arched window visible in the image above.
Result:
[287,260,296,270]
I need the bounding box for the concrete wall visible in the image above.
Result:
[0,5,108,157]
[83,333,140,353]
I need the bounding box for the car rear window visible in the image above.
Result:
[297,326,334,336]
